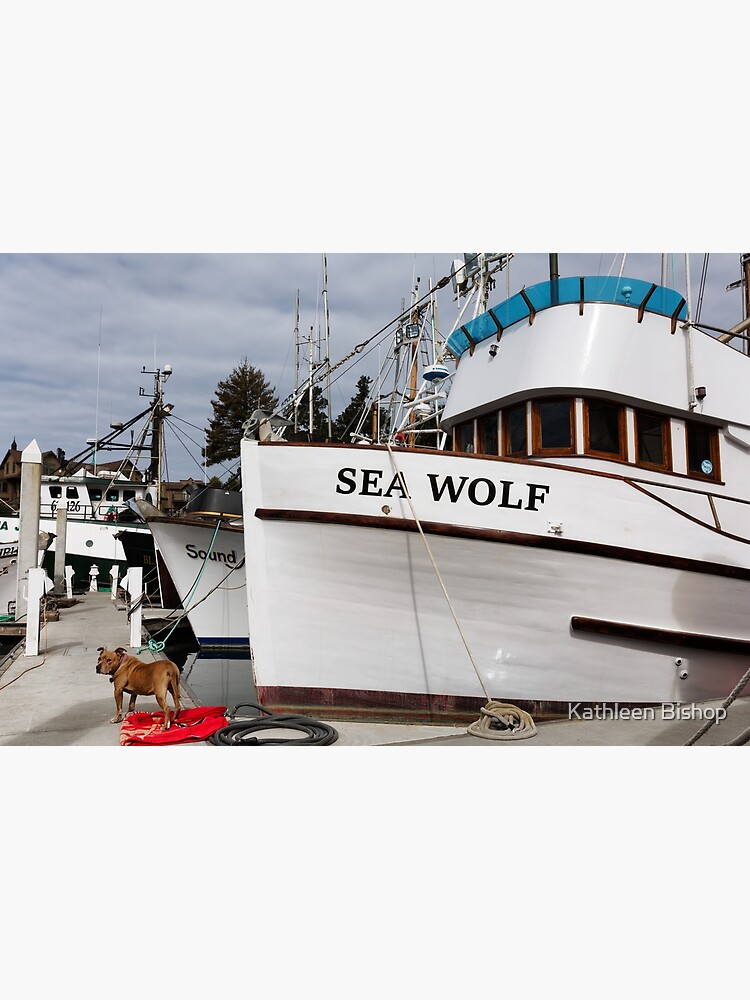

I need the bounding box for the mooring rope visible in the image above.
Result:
[385,441,536,741]
[684,661,750,746]
[133,518,225,654]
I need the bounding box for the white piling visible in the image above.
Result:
[24,567,47,657]
[110,565,119,601]
[89,564,99,592]
[126,566,143,648]
[64,565,74,599]
[16,440,42,619]
[53,501,68,594]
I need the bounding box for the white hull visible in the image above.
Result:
[143,517,247,646]
[241,440,750,721]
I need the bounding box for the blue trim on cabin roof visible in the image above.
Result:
[446,276,689,358]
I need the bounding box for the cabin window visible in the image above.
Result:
[584,400,626,460]
[454,420,475,453]
[502,404,527,456]
[106,489,119,502]
[90,489,102,502]
[477,413,499,455]
[49,486,62,499]
[685,421,720,481]
[65,487,79,499]
[123,489,136,501]
[634,410,671,470]
[532,398,576,455]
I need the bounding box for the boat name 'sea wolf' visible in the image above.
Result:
[336,467,551,511]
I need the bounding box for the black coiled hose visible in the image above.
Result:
[207,702,339,746]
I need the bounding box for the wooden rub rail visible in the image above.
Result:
[571,616,750,657]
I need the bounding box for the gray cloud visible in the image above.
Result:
[1,252,745,481]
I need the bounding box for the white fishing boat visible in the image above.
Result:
[2,365,174,603]
[239,253,750,724]
[134,489,247,647]
[0,530,54,619]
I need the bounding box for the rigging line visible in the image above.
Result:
[162,419,208,478]
[291,268,454,406]
[384,440,490,703]
[695,253,709,324]
[170,413,209,434]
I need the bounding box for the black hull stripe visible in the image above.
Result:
[571,616,750,656]
[254,508,750,582]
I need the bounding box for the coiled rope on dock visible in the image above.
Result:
[385,442,537,741]
[207,703,339,746]
[467,701,538,741]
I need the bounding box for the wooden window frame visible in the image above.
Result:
[583,399,627,462]
[633,409,672,472]
[477,411,499,456]
[531,397,577,457]
[453,419,476,454]
[685,420,721,482]
[502,402,528,457]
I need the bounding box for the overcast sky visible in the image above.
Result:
[1,252,746,482]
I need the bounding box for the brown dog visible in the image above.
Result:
[96,646,181,729]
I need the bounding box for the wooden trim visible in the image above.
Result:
[460,325,476,357]
[141,514,244,534]
[257,436,735,497]
[637,283,657,323]
[684,419,721,483]
[256,684,663,726]
[632,408,673,472]
[583,399,627,461]
[501,402,528,457]
[519,288,536,324]
[571,616,750,657]
[453,418,476,454]
[254,508,750,580]
[670,298,687,334]
[476,411,500,456]
[531,397,576,456]
[625,481,750,546]
[487,308,504,340]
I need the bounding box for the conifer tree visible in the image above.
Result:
[332,375,374,442]
[205,358,278,466]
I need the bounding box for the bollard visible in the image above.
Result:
[53,501,68,595]
[89,564,99,592]
[110,565,119,601]
[64,565,74,599]
[125,566,143,648]
[24,567,47,657]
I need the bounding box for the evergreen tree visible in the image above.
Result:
[205,358,278,466]
[332,375,374,442]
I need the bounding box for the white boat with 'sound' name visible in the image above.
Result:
[239,255,750,724]
[134,492,247,647]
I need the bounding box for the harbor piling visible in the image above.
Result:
[15,440,42,619]
[53,501,68,594]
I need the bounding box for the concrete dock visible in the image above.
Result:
[0,590,748,746]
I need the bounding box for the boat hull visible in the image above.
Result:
[241,440,750,723]
[142,517,248,646]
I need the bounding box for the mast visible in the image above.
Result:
[294,290,300,435]
[743,253,750,357]
[322,254,332,439]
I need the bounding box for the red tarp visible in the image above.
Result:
[120,706,228,746]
